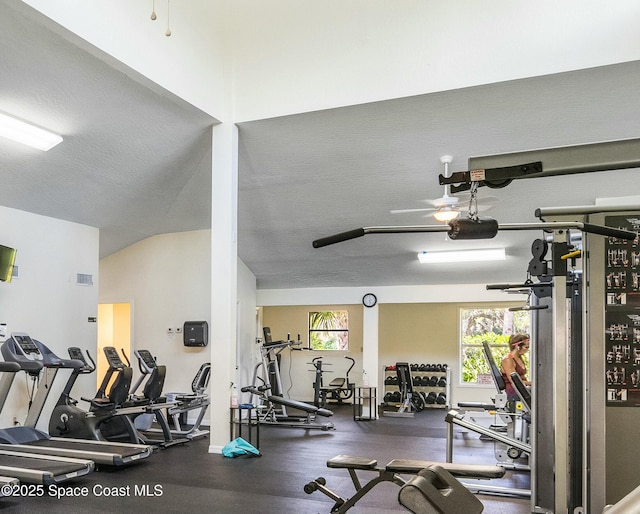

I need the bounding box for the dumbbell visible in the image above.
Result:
[428,376,438,386]
[412,376,422,386]
[384,376,393,385]
[384,392,394,403]
[425,392,437,404]
[391,391,402,402]
[438,377,447,387]
[436,392,447,404]
[410,363,419,371]
[419,364,427,371]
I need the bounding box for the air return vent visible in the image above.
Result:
[76,273,93,286]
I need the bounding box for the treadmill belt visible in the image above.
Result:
[0,454,88,475]
[28,439,145,458]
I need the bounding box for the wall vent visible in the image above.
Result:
[76,273,93,286]
[11,265,19,279]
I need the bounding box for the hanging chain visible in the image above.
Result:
[467,182,479,220]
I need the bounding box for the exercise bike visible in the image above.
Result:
[126,349,211,441]
[48,346,139,442]
[311,356,355,408]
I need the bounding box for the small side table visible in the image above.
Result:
[229,404,260,448]
[353,386,377,421]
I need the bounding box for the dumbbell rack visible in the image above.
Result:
[382,363,451,409]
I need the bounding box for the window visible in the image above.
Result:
[309,310,349,350]
[460,307,530,384]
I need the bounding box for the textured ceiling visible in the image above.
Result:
[238,63,640,289]
[0,2,216,259]
[2,3,640,291]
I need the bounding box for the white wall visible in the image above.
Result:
[98,230,259,433]
[19,0,226,119]
[20,0,640,123]
[98,230,212,394]
[257,284,507,307]
[236,260,258,391]
[227,0,640,121]
[0,205,99,428]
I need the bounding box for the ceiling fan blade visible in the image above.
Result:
[425,196,464,208]
[390,208,436,214]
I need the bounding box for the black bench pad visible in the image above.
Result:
[327,455,378,470]
[457,402,496,410]
[267,395,333,417]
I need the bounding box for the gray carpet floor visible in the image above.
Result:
[0,405,531,513]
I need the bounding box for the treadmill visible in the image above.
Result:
[0,476,19,497]
[0,333,153,467]
[0,360,95,484]
[0,449,94,485]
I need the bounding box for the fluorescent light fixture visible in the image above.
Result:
[0,112,63,151]
[433,206,460,222]
[418,248,506,264]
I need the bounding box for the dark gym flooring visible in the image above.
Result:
[0,405,531,513]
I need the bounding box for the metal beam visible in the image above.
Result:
[468,138,640,178]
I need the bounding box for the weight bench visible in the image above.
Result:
[457,402,497,411]
[304,454,504,513]
[268,394,334,418]
[319,379,355,407]
[242,384,335,430]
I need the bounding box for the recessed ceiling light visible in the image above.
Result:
[0,112,63,151]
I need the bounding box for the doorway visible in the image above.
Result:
[97,302,132,391]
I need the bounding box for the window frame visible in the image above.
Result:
[459,305,530,386]
[308,310,349,351]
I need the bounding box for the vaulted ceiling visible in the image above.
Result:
[2,2,639,290]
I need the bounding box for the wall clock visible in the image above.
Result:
[362,293,377,308]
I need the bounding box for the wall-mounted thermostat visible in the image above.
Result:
[183,321,209,347]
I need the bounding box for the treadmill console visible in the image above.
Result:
[10,333,43,361]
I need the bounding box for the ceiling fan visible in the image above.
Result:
[390,155,495,222]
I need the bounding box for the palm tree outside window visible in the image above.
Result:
[309,311,349,350]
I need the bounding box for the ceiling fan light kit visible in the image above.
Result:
[391,155,493,220]
[433,206,460,222]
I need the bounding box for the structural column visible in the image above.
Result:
[209,121,238,453]
[362,304,379,416]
